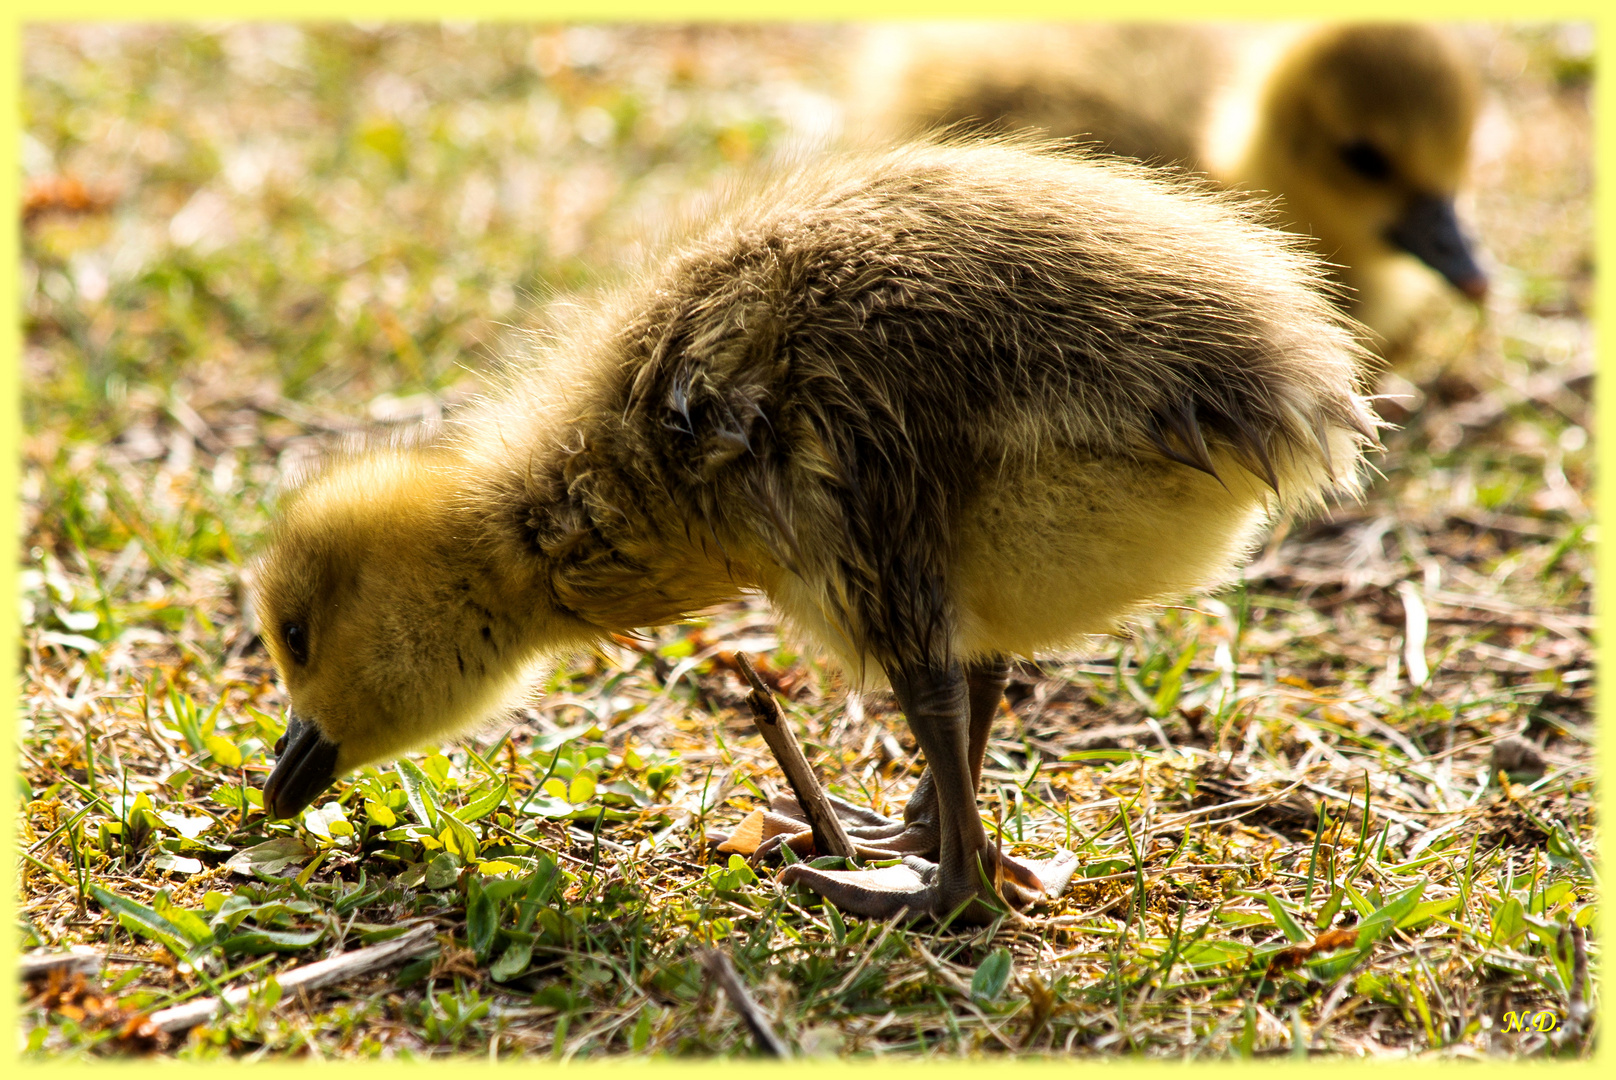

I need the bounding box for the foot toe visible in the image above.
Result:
[771,793,902,831]
[997,848,1079,908]
[777,857,938,920]
[755,793,940,862]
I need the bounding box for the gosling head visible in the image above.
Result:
[1254,23,1486,301]
[248,447,585,819]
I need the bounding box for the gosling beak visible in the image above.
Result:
[263,714,341,819]
[1386,193,1488,302]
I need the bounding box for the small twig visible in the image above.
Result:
[567,825,630,854]
[1560,919,1592,1050]
[909,940,974,998]
[20,946,104,983]
[734,652,856,859]
[246,393,367,435]
[1057,863,1249,886]
[1046,892,1135,943]
[147,923,438,1033]
[166,393,227,454]
[697,947,789,1058]
[1299,781,1426,828]
[1397,580,1430,689]
[1151,777,1311,829]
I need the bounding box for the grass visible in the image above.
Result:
[17,21,1596,1060]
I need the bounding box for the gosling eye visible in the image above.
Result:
[282,622,309,666]
[1339,140,1393,182]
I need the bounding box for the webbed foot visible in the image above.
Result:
[777,856,940,920]
[721,653,1082,924]
[777,845,1078,922]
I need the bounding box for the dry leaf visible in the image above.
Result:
[715,809,767,855]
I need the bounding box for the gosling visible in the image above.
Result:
[859,22,1487,346]
[250,142,1378,922]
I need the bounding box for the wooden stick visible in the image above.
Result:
[147,923,438,1033]
[733,652,856,860]
[698,947,789,1058]
[1563,921,1591,1045]
[20,945,104,983]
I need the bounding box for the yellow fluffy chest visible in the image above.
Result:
[949,450,1276,659]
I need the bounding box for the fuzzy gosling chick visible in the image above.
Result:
[251,142,1378,922]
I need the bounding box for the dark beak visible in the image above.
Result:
[1386,193,1488,301]
[263,714,341,819]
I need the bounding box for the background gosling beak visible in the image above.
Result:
[263,714,341,819]
[1386,193,1488,301]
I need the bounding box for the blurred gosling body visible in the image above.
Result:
[859,22,1486,349]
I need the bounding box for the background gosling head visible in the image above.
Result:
[1241,23,1487,310]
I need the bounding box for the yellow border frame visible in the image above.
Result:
[5,5,1606,1077]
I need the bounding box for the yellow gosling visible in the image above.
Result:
[250,142,1378,922]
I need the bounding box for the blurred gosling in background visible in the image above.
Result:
[854,22,1487,352]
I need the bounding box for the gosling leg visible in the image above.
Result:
[891,659,996,918]
[752,657,1008,862]
[892,659,1076,913]
[777,659,1075,920]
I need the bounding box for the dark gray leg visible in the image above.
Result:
[760,656,1009,861]
[776,656,1075,921]
[887,660,993,917]
[776,658,979,919]
[898,654,1011,818]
